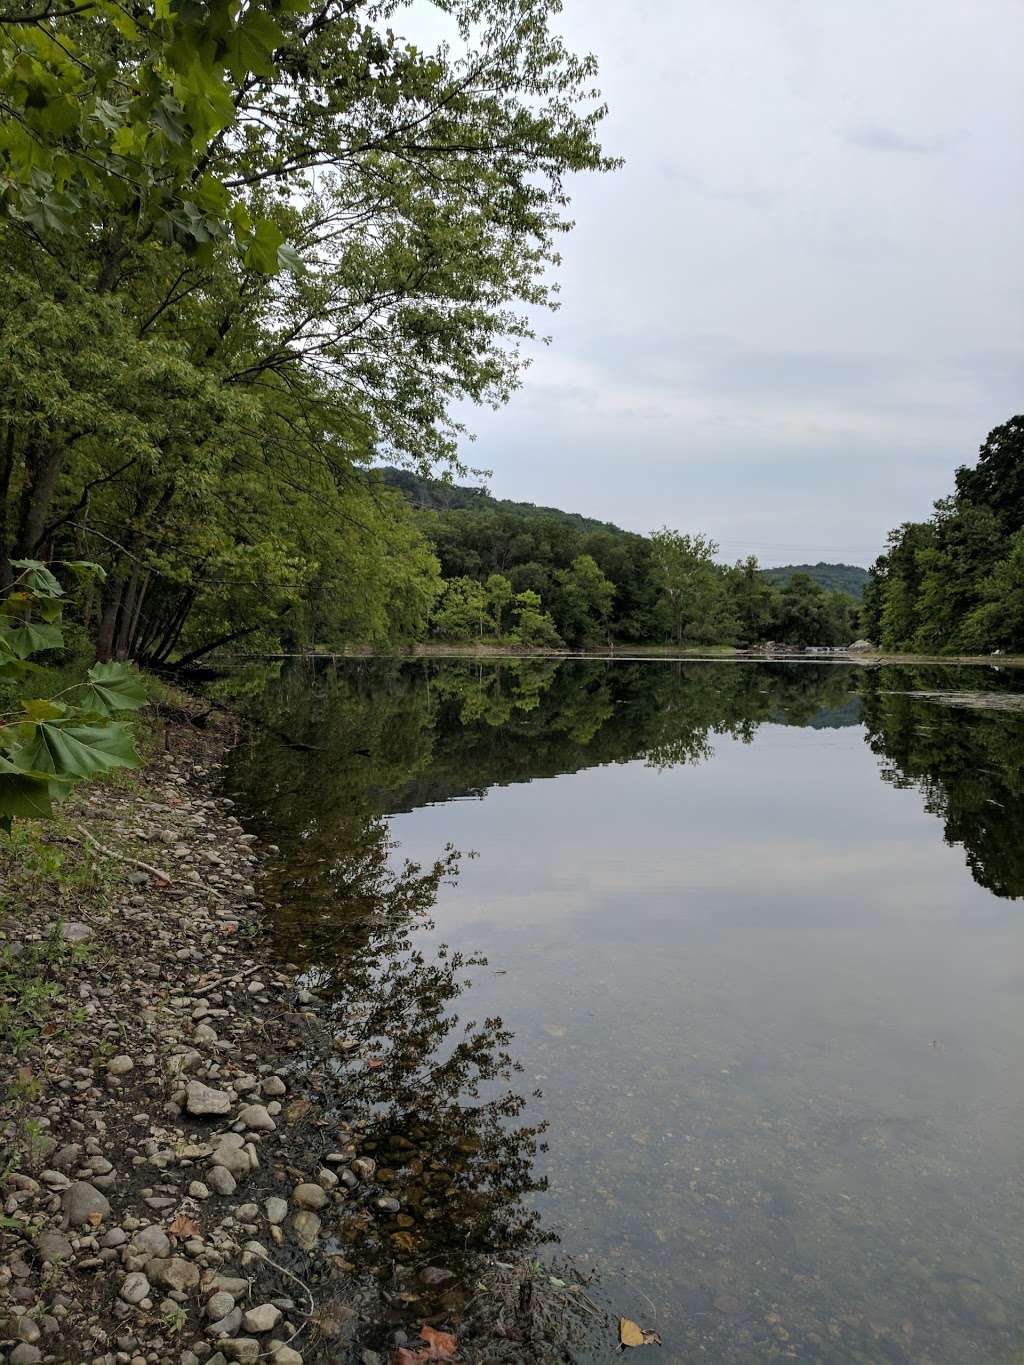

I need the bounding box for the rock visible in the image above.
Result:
[712,1294,741,1314]
[207,1291,236,1322]
[375,1198,400,1214]
[51,1143,82,1171]
[207,1165,237,1196]
[237,1103,275,1132]
[149,1257,201,1293]
[210,1133,252,1177]
[209,1307,243,1337]
[107,1054,135,1076]
[419,1266,453,1286]
[62,1180,110,1226]
[290,1211,320,1250]
[261,1076,286,1097]
[13,1317,41,1344]
[134,1224,171,1259]
[189,1180,211,1199]
[127,869,150,885]
[269,1347,302,1365]
[101,1227,127,1248]
[242,1303,281,1333]
[36,1229,73,1263]
[120,1272,150,1305]
[186,1080,232,1117]
[291,1183,327,1211]
[264,1197,288,1226]
[221,1341,260,1364]
[60,920,93,943]
[350,1158,375,1180]
[9,1345,43,1365]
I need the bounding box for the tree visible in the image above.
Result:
[726,555,774,643]
[485,574,514,638]
[552,554,614,646]
[955,415,1024,533]
[510,590,561,648]
[648,528,727,645]
[431,578,488,641]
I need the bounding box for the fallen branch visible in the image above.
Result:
[74,823,173,885]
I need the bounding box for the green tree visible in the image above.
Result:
[485,574,514,638]
[649,528,729,645]
[552,554,614,646]
[510,590,561,648]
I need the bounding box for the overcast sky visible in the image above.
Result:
[445,0,1024,567]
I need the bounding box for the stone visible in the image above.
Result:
[291,1183,327,1211]
[107,1054,135,1076]
[13,1317,41,1344]
[264,1197,288,1226]
[36,1229,73,1262]
[207,1165,237,1196]
[221,1341,260,1364]
[60,920,93,943]
[148,1257,201,1293]
[209,1307,243,1337]
[237,1103,275,1132]
[350,1158,375,1180]
[419,1266,453,1286]
[189,1181,211,1199]
[9,1345,43,1365]
[268,1347,302,1365]
[290,1211,320,1250]
[134,1224,171,1259]
[375,1198,400,1214]
[261,1076,286,1097]
[242,1304,281,1333]
[101,1227,127,1248]
[207,1291,236,1322]
[120,1272,150,1305]
[62,1180,110,1226]
[186,1081,232,1117]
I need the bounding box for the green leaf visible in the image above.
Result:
[9,560,64,597]
[0,754,60,820]
[2,621,64,659]
[57,560,107,582]
[276,241,305,274]
[17,718,141,782]
[242,217,285,274]
[224,9,284,81]
[78,662,148,716]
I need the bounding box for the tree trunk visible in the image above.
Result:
[13,437,64,560]
[0,425,17,589]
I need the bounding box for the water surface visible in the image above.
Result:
[228,660,1024,1363]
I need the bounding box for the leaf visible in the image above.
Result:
[9,559,64,597]
[277,241,305,274]
[618,1317,662,1348]
[2,621,64,659]
[17,718,141,781]
[419,1325,457,1360]
[79,661,148,715]
[168,1213,200,1240]
[57,559,107,582]
[0,753,61,819]
[243,217,285,273]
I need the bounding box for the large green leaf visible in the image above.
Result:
[17,719,141,782]
[78,662,148,716]
[0,753,72,820]
[8,560,64,597]
[57,560,107,583]
[1,621,64,659]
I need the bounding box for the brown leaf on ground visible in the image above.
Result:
[168,1213,201,1241]
[419,1325,457,1359]
[619,1316,662,1348]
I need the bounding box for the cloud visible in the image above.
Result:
[844,124,964,155]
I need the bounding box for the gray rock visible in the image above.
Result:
[59,920,93,943]
[148,1256,201,1292]
[13,1316,41,1343]
[134,1224,171,1259]
[36,1229,73,1262]
[107,1054,135,1076]
[120,1272,150,1305]
[50,1143,82,1172]
[264,1197,288,1226]
[9,1344,43,1365]
[62,1180,110,1226]
[237,1103,275,1132]
[270,1347,302,1365]
[209,1307,243,1337]
[261,1076,286,1097]
[207,1165,237,1196]
[419,1266,454,1286]
[291,1183,327,1211]
[241,1303,281,1333]
[206,1291,236,1322]
[220,1341,260,1364]
[290,1211,320,1250]
[101,1227,128,1248]
[126,869,149,885]
[186,1080,232,1117]
[375,1198,400,1214]
[189,1181,211,1199]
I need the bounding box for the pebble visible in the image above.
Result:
[207,1291,236,1322]
[220,1340,260,1364]
[186,1080,233,1117]
[148,1257,201,1293]
[291,1183,327,1211]
[133,1225,171,1259]
[237,1103,275,1132]
[120,1272,150,1305]
[290,1211,320,1250]
[59,920,94,943]
[264,1197,288,1225]
[62,1180,110,1226]
[36,1229,73,1262]
[207,1165,237,1196]
[9,1345,43,1365]
[241,1303,281,1333]
[107,1054,135,1076]
[189,1181,211,1199]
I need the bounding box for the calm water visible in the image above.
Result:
[228,660,1024,1363]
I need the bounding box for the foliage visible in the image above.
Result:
[0,559,145,827]
[759,562,869,599]
[865,415,1024,653]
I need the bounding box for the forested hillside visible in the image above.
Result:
[760,563,868,599]
[863,416,1024,653]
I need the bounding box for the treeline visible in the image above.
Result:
[863,416,1024,653]
[382,473,859,648]
[0,0,613,666]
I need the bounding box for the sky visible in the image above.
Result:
[435,0,1024,567]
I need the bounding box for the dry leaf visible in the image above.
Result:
[419,1324,457,1359]
[619,1317,662,1349]
[366,1057,385,1069]
[87,1211,103,1227]
[168,1213,200,1241]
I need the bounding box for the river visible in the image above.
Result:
[226,658,1024,1363]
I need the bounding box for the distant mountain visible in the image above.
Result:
[376,467,625,534]
[759,562,868,599]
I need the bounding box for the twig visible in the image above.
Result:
[74,823,172,884]
[245,1247,314,1357]
[197,961,265,992]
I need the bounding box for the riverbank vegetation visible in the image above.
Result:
[864,415,1024,654]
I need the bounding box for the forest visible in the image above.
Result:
[863,415,1024,653]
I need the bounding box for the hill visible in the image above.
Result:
[759,562,868,599]
[376,467,624,534]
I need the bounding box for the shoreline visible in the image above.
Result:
[0,698,600,1365]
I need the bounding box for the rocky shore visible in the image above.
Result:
[0,712,398,1365]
